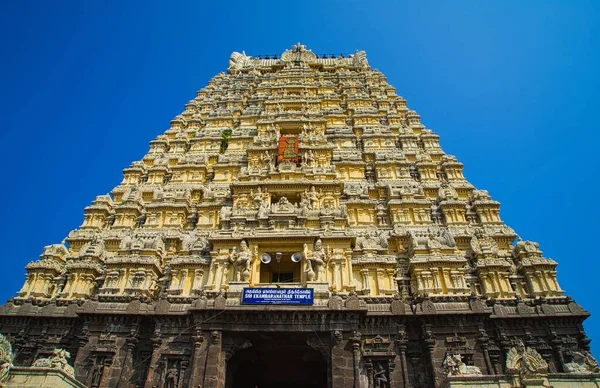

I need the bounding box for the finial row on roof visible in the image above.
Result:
[228,43,369,73]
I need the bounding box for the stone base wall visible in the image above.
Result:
[442,374,600,388]
[7,366,85,388]
[0,298,597,388]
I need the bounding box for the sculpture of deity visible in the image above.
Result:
[373,362,388,388]
[304,239,328,281]
[230,241,254,282]
[164,365,178,388]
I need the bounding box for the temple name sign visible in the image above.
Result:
[241,288,314,305]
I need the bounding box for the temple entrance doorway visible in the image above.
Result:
[225,332,328,388]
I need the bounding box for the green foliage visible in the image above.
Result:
[220,129,232,153]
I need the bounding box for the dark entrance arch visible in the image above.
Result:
[225,333,328,388]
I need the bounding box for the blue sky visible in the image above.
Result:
[0,1,599,354]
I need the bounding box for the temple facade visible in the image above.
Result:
[0,43,598,388]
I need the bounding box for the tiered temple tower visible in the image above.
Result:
[0,43,598,388]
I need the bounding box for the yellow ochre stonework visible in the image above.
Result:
[1,44,598,388]
[15,43,563,302]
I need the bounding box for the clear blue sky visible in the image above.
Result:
[0,1,598,354]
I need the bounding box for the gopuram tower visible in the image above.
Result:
[0,43,598,388]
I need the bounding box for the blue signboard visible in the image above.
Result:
[241,288,314,305]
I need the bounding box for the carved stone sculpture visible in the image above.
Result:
[564,350,599,374]
[0,334,13,387]
[506,340,548,377]
[164,365,179,388]
[229,241,254,282]
[32,348,75,378]
[304,239,328,281]
[373,361,388,388]
[442,353,482,377]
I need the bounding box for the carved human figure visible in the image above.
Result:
[91,361,104,387]
[230,241,254,282]
[257,200,270,218]
[306,186,320,210]
[220,206,232,221]
[373,362,388,388]
[252,187,265,209]
[120,229,134,250]
[304,149,315,167]
[376,202,386,216]
[164,365,179,388]
[305,239,328,281]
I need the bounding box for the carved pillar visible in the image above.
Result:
[98,357,112,388]
[376,269,384,294]
[395,326,410,388]
[118,336,138,386]
[361,269,370,292]
[203,330,225,388]
[330,331,353,388]
[143,330,163,388]
[345,253,353,291]
[547,326,566,373]
[422,324,437,385]
[386,269,395,292]
[477,324,493,374]
[350,331,362,387]
[189,329,206,388]
[365,359,374,388]
[333,262,341,291]
[178,360,188,388]
[192,269,204,293]
[206,260,217,289]
[179,269,189,292]
[74,324,90,379]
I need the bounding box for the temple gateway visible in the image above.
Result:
[0,43,598,388]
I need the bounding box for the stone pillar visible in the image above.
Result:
[365,359,374,387]
[203,330,225,388]
[350,332,361,387]
[192,269,204,293]
[395,327,410,388]
[118,337,138,386]
[98,357,112,388]
[361,269,370,291]
[376,269,384,294]
[333,262,341,291]
[189,329,207,388]
[422,324,437,385]
[73,325,90,381]
[331,331,354,388]
[178,360,188,388]
[477,325,493,375]
[143,333,163,388]
[386,269,395,292]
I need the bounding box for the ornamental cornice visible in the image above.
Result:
[168,256,211,266]
[409,254,467,265]
[105,255,161,269]
[519,258,558,267]
[25,260,65,273]
[65,259,104,273]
